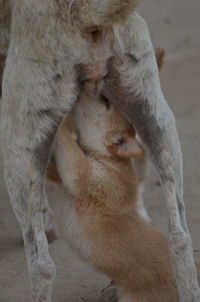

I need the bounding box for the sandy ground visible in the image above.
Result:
[0,13,200,302]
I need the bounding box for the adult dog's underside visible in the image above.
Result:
[0,0,199,301]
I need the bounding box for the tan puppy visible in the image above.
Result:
[53,92,179,302]
[47,48,165,221]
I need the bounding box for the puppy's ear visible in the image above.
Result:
[107,130,144,158]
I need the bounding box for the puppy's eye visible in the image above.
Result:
[101,96,110,110]
[113,137,126,146]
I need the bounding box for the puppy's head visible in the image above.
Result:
[107,129,144,159]
[73,93,143,159]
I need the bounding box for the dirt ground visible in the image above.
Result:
[0,16,200,302]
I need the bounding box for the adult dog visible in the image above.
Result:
[0,1,199,301]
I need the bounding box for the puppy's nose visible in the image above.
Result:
[84,79,104,96]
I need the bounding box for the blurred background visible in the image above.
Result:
[0,1,200,301]
[139,0,200,55]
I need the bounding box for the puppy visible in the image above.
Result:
[47,47,165,223]
[52,92,180,302]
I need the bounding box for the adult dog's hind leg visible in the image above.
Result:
[104,58,200,301]
[103,13,200,300]
[3,149,56,302]
[1,55,76,301]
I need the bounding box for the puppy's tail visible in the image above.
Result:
[69,0,141,27]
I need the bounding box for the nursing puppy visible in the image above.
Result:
[48,48,165,226]
[47,47,165,222]
[53,93,179,302]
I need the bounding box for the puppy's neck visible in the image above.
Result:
[83,146,131,167]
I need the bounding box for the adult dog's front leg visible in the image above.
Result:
[104,13,200,301]
[1,54,76,301]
